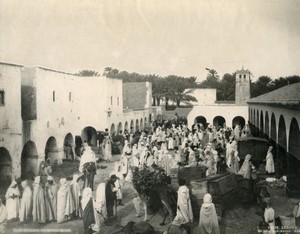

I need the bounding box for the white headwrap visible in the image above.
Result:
[34,176,41,184]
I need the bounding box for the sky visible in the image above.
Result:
[0,0,300,82]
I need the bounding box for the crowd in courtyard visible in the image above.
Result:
[0,118,299,234]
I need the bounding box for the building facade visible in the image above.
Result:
[0,62,158,182]
[187,67,251,129]
[248,83,300,197]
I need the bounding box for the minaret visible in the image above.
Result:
[235,67,250,105]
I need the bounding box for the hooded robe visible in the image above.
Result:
[5,180,20,220]
[19,180,32,222]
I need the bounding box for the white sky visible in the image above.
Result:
[0,0,300,81]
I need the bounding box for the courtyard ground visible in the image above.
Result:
[3,153,296,234]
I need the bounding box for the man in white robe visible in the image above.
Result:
[5,180,20,221]
[265,146,275,174]
[94,182,107,232]
[57,178,75,223]
[19,180,32,222]
[172,178,193,227]
[70,174,82,218]
[32,176,46,223]
[45,176,57,221]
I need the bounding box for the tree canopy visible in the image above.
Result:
[76,70,100,77]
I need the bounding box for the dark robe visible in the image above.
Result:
[82,198,95,234]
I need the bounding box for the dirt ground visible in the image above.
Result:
[3,153,297,234]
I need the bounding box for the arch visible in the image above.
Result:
[278,115,287,149]
[21,141,38,179]
[144,117,147,129]
[130,120,134,133]
[81,126,97,146]
[45,137,59,165]
[117,122,122,133]
[253,109,256,127]
[140,118,144,131]
[232,116,245,129]
[265,111,269,137]
[194,116,207,126]
[213,116,226,129]
[260,110,264,137]
[256,110,259,128]
[110,123,116,137]
[287,118,300,196]
[64,133,74,161]
[124,121,129,132]
[64,133,74,145]
[289,118,300,160]
[277,115,287,177]
[136,119,140,131]
[270,113,276,141]
[0,147,12,186]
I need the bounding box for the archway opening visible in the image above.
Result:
[136,119,139,132]
[140,118,144,131]
[277,115,287,177]
[144,117,147,130]
[0,147,12,187]
[124,121,129,132]
[265,112,269,138]
[110,124,116,137]
[45,137,59,165]
[270,113,276,141]
[213,116,226,129]
[64,133,74,161]
[81,126,97,146]
[117,122,122,134]
[232,116,245,129]
[260,111,264,137]
[130,120,134,133]
[21,141,38,179]
[287,118,300,197]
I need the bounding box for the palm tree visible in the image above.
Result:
[76,70,100,77]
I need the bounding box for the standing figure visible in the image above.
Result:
[172,178,193,233]
[94,182,107,233]
[238,154,255,179]
[45,176,58,222]
[64,140,74,161]
[19,180,33,222]
[0,198,7,234]
[231,151,240,174]
[104,135,113,163]
[32,176,46,223]
[105,175,118,222]
[81,188,96,234]
[264,203,275,234]
[198,193,220,234]
[57,178,75,223]
[79,144,97,190]
[265,146,275,174]
[70,174,82,218]
[5,180,20,221]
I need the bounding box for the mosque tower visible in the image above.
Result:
[235,66,251,105]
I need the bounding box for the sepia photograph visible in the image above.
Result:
[0,0,300,233]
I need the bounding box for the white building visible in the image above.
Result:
[0,62,158,181]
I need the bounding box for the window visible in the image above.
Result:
[69,92,72,102]
[53,91,56,102]
[0,91,4,105]
[244,74,246,79]
[117,97,119,106]
[111,96,113,105]
[239,74,242,78]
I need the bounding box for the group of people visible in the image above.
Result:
[0,118,280,234]
[0,174,82,232]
